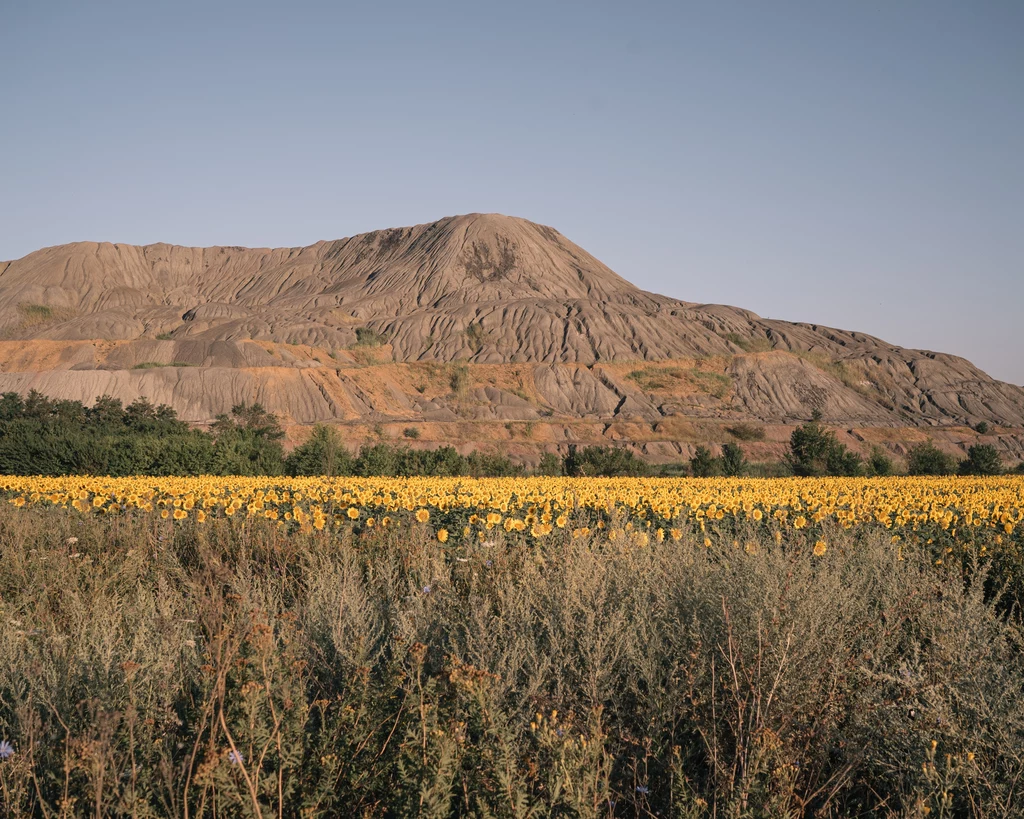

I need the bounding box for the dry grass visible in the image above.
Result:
[1,507,1023,817]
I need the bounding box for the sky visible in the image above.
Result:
[2,1,1022,384]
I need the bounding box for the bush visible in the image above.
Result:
[403,426,420,439]
[286,424,351,476]
[725,422,766,441]
[563,445,648,477]
[535,451,563,476]
[0,391,216,476]
[465,451,524,478]
[211,403,286,475]
[907,441,957,476]
[354,326,387,347]
[974,421,990,435]
[720,442,745,476]
[449,363,470,395]
[786,413,863,476]
[690,445,718,477]
[867,446,895,477]
[959,443,1003,476]
[4,510,1024,816]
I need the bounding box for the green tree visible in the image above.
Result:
[720,442,745,477]
[959,444,1003,476]
[211,403,285,475]
[285,424,351,476]
[786,415,862,476]
[563,445,648,477]
[906,441,957,476]
[867,446,894,477]
[535,452,563,476]
[690,446,718,478]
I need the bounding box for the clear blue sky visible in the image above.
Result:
[3,1,1022,384]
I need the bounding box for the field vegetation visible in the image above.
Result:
[0,477,1023,817]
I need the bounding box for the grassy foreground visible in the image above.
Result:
[1,505,1023,817]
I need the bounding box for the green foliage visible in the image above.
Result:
[464,322,491,353]
[17,302,53,322]
[465,451,525,478]
[786,415,863,476]
[210,403,286,476]
[0,391,213,476]
[285,424,352,477]
[535,451,563,476]
[959,444,1003,476]
[562,445,649,477]
[690,369,731,399]
[720,442,745,477]
[974,421,990,435]
[725,422,765,441]
[3,510,1024,816]
[907,441,958,476]
[449,363,470,395]
[626,367,685,391]
[690,445,718,477]
[403,426,421,439]
[353,326,388,347]
[132,360,194,368]
[722,332,774,353]
[867,446,895,477]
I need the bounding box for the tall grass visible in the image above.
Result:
[1,507,1023,817]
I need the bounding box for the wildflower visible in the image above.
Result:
[347,507,360,519]
[636,785,650,795]
[415,509,430,523]
[437,528,449,543]
[813,540,828,557]
[227,749,244,765]
[0,739,14,760]
[66,536,78,545]
[422,585,432,594]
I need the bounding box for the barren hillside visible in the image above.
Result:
[1,213,1022,463]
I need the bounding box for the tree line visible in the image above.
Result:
[0,392,1015,477]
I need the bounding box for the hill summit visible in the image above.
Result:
[1,214,1022,464]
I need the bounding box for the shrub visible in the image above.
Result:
[449,363,470,395]
[959,443,1003,476]
[535,451,563,476]
[786,413,863,476]
[974,421,990,435]
[867,446,895,477]
[285,424,351,477]
[907,441,957,476]
[690,445,718,477]
[725,422,765,441]
[563,445,648,477]
[3,510,1024,816]
[465,451,524,477]
[403,426,420,439]
[354,326,387,347]
[720,442,745,476]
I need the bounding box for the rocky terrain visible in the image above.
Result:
[1,213,1022,464]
